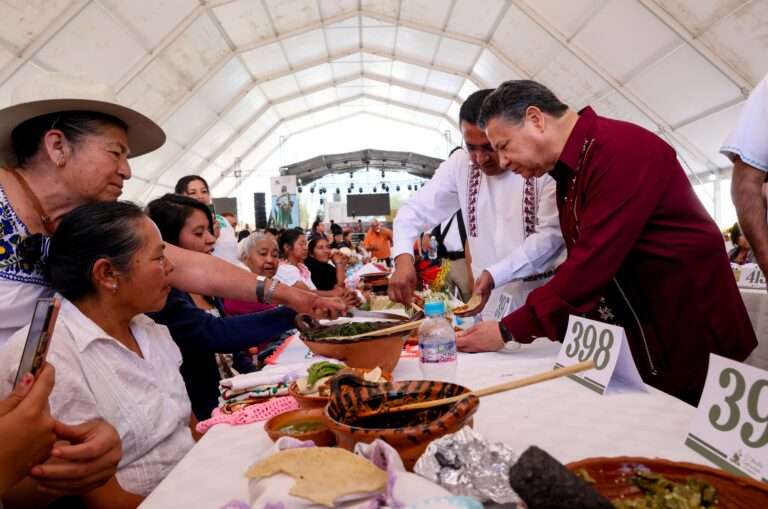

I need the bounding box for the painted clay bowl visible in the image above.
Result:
[566,457,768,508]
[296,317,408,372]
[324,374,479,470]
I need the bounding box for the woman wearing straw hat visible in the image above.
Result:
[0,74,346,343]
[0,74,345,505]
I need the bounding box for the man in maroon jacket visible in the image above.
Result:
[457,80,756,405]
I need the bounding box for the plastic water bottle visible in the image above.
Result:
[428,235,438,260]
[418,301,457,381]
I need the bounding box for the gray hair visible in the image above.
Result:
[238,231,276,262]
[477,80,568,129]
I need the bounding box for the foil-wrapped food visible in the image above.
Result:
[413,426,525,506]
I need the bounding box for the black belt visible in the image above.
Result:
[444,251,465,261]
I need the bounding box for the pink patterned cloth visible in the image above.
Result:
[196,396,299,434]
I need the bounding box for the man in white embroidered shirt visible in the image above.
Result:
[389,90,565,317]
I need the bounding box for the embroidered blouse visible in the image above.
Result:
[0,183,52,345]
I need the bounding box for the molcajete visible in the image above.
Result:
[324,374,479,470]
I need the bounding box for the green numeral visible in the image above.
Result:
[741,379,768,448]
[578,325,597,361]
[593,330,613,370]
[709,368,745,432]
[565,321,582,358]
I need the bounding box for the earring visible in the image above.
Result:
[112,283,118,293]
[56,158,64,168]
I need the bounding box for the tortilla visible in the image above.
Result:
[246,447,387,506]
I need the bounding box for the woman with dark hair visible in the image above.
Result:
[175,175,239,265]
[146,194,296,421]
[2,201,194,507]
[276,229,358,305]
[310,217,326,240]
[305,236,348,291]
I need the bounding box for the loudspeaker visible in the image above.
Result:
[254,193,267,229]
[212,197,237,215]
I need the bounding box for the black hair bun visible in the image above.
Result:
[17,233,49,266]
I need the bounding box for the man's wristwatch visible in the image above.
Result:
[255,275,267,302]
[498,322,516,344]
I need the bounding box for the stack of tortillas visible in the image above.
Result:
[246,447,388,506]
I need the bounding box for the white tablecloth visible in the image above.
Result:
[140,339,712,509]
[740,288,768,369]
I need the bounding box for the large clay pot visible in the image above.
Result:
[297,317,408,373]
[324,375,479,470]
[566,457,768,508]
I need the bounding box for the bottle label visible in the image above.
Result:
[420,340,457,363]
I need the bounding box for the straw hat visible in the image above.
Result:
[0,73,165,166]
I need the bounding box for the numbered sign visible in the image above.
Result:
[554,316,645,395]
[737,264,766,289]
[686,355,768,482]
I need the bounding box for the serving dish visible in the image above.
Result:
[566,456,768,508]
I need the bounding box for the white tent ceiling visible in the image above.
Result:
[0,0,765,203]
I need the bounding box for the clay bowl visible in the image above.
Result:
[324,374,479,471]
[264,407,336,447]
[566,457,768,508]
[289,368,393,409]
[288,381,328,409]
[298,319,408,373]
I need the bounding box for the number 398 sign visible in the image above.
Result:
[554,316,645,395]
[686,355,768,482]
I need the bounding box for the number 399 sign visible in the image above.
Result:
[554,316,645,395]
[686,355,768,482]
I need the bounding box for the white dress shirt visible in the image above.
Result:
[721,74,768,172]
[0,298,194,497]
[393,149,565,316]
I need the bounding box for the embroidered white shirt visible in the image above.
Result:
[721,74,768,172]
[393,149,565,313]
[0,298,194,497]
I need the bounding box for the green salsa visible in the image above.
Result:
[278,420,326,434]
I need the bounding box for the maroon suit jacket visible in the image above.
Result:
[501,107,757,405]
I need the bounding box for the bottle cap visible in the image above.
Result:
[424,300,446,316]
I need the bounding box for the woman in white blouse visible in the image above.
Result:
[275,229,359,306]
[1,201,195,508]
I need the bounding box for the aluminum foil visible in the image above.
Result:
[413,426,526,506]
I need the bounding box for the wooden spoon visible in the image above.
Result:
[313,319,426,341]
[355,360,595,418]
